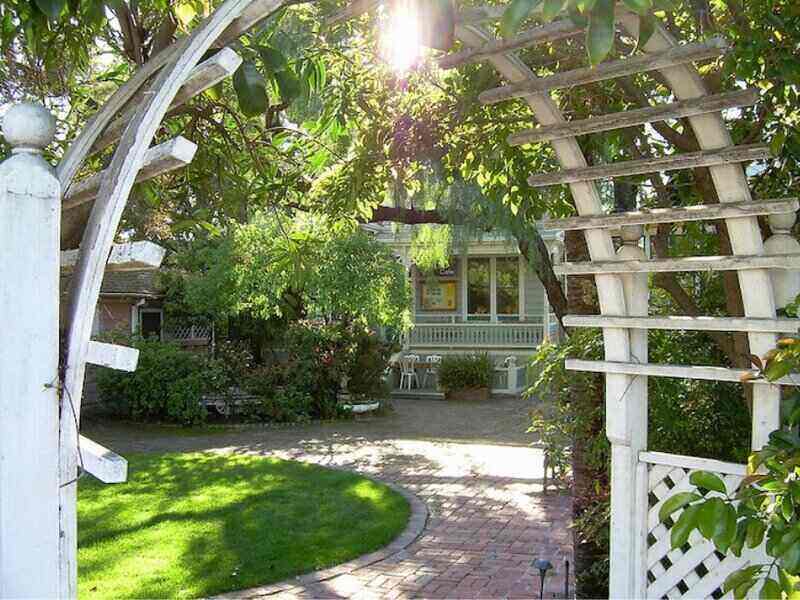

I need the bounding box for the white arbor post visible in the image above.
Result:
[0,103,61,597]
[609,225,650,598]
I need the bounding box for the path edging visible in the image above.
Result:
[213,471,428,599]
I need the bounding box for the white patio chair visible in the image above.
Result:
[422,355,443,388]
[398,354,420,390]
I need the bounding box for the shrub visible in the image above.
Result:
[438,353,493,392]
[96,337,207,425]
[241,320,390,422]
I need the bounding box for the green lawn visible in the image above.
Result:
[78,452,410,599]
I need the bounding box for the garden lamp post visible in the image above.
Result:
[533,558,553,599]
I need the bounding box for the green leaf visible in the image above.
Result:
[670,504,700,549]
[636,14,655,50]
[586,0,615,66]
[33,0,66,20]
[765,358,792,382]
[697,497,729,540]
[746,519,766,549]
[568,6,588,26]
[233,61,269,117]
[500,0,541,38]
[622,0,652,15]
[690,471,728,495]
[730,519,747,557]
[782,537,800,573]
[761,578,781,600]
[771,129,787,156]
[714,504,738,553]
[274,69,301,104]
[542,0,567,21]
[725,566,762,593]
[258,45,288,72]
[659,491,701,522]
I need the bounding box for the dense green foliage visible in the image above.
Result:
[95,338,211,425]
[438,353,493,392]
[242,321,393,421]
[97,321,392,425]
[78,452,410,599]
[175,216,411,330]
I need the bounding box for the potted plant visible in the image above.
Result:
[438,353,493,401]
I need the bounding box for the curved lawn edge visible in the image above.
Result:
[213,470,429,599]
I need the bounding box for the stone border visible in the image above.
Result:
[213,471,429,599]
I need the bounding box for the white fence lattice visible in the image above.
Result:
[642,453,768,599]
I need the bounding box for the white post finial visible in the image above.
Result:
[764,212,800,310]
[0,102,61,598]
[2,101,56,153]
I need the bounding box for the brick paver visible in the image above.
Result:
[85,396,573,599]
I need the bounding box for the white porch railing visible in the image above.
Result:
[407,322,544,348]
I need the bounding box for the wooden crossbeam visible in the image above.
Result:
[479,37,728,105]
[554,252,800,275]
[438,20,583,70]
[325,0,379,25]
[61,241,166,272]
[508,88,759,145]
[527,144,770,187]
[79,436,127,484]
[86,341,140,372]
[64,137,198,210]
[541,197,798,231]
[92,49,242,153]
[563,314,800,333]
[565,359,800,386]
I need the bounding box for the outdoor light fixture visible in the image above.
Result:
[533,558,553,600]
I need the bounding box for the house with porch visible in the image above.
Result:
[370,223,565,394]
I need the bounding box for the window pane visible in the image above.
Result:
[468,258,490,315]
[496,257,519,314]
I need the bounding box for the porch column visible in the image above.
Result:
[460,251,468,322]
[518,256,525,322]
[489,256,497,322]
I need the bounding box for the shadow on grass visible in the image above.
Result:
[78,453,409,599]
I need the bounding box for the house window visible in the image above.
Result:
[496,257,519,319]
[139,308,163,340]
[467,258,491,320]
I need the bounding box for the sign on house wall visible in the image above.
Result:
[420,280,457,310]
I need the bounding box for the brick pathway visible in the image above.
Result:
[85,396,573,599]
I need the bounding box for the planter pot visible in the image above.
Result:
[444,387,490,402]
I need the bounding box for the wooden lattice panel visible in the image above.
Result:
[645,460,767,599]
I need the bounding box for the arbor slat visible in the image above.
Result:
[563,314,800,333]
[541,197,798,230]
[61,241,166,272]
[527,144,770,187]
[92,49,242,153]
[86,341,140,372]
[508,88,759,145]
[479,37,728,105]
[64,137,197,210]
[438,20,583,70]
[565,359,800,386]
[78,436,127,484]
[554,252,800,275]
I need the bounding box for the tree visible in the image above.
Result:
[175,213,411,329]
